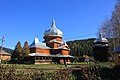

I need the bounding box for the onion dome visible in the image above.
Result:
[94,33,108,43]
[29,38,50,49]
[44,19,63,37]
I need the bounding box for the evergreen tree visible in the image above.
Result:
[12,41,22,62]
[67,38,95,57]
[22,41,30,57]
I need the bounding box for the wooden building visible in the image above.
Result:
[29,20,73,64]
[93,33,109,62]
[0,50,11,61]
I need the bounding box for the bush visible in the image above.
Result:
[0,65,76,80]
[0,62,120,80]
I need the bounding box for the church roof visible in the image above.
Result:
[61,42,68,46]
[0,50,11,56]
[55,53,74,58]
[29,53,52,56]
[29,52,73,58]
[94,38,108,43]
[29,38,50,49]
[94,33,108,43]
[48,39,62,43]
[44,19,63,37]
[53,42,70,50]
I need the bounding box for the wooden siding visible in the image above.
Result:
[62,49,69,55]
[1,55,11,61]
[44,36,62,42]
[30,47,50,54]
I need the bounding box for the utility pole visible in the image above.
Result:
[0,36,5,64]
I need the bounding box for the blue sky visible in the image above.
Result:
[0,0,116,49]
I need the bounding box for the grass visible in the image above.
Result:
[0,62,88,75]
[1,64,74,73]
[1,61,114,68]
[2,62,88,68]
[0,62,89,76]
[88,61,115,69]
[71,62,88,65]
[1,62,115,74]
[2,63,72,68]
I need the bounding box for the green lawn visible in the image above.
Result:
[0,62,89,74]
[1,64,75,73]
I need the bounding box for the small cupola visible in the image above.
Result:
[94,33,108,44]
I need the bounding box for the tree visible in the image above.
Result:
[111,0,120,47]
[12,41,23,62]
[98,18,113,38]
[112,0,120,36]
[98,0,120,48]
[67,38,95,57]
[22,41,30,57]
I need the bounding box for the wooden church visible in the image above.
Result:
[28,20,73,64]
[93,33,109,62]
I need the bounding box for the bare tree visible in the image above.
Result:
[111,0,120,47]
[111,1,120,36]
[98,0,120,48]
[98,18,113,38]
